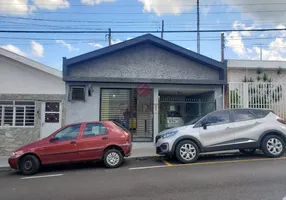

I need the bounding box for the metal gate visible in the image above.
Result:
[228,82,286,119]
[100,88,153,142]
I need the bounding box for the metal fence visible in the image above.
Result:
[228,82,286,119]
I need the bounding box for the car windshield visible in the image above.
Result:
[167,111,182,117]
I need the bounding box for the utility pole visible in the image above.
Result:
[260,44,263,60]
[161,20,164,39]
[108,28,112,46]
[221,33,225,62]
[197,0,200,54]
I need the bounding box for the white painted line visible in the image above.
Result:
[21,174,63,180]
[129,165,167,170]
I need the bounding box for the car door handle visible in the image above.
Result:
[102,137,108,140]
[70,141,76,144]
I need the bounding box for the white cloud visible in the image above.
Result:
[0,44,27,56]
[81,0,116,5]
[88,42,104,48]
[0,0,69,15]
[233,21,255,36]
[56,40,79,52]
[0,0,34,15]
[226,31,246,56]
[221,0,286,24]
[138,0,197,16]
[111,39,122,45]
[31,41,44,57]
[33,0,69,10]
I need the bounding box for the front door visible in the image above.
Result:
[41,102,62,138]
[39,124,81,164]
[199,110,235,149]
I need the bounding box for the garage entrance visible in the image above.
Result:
[159,89,216,132]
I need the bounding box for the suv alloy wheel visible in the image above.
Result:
[175,140,200,163]
[261,135,285,158]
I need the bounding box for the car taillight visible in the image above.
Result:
[277,118,286,124]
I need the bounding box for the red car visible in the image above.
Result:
[8,121,132,175]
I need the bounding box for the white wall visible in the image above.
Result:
[65,84,100,124]
[228,68,286,82]
[228,60,286,82]
[0,56,65,94]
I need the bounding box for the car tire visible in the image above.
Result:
[103,149,123,168]
[175,140,199,164]
[19,155,40,175]
[261,135,285,158]
[239,148,256,155]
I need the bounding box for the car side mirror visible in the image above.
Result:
[202,121,210,129]
[49,137,56,143]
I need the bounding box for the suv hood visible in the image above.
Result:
[158,125,193,136]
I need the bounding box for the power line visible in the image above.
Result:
[3,9,286,15]
[2,2,286,7]
[1,28,286,34]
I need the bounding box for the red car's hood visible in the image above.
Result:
[14,138,49,152]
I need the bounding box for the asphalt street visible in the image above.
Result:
[1,152,286,200]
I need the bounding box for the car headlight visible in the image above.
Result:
[11,152,15,156]
[162,130,178,139]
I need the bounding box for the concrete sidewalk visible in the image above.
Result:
[0,156,9,171]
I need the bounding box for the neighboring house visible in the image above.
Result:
[227,59,286,82]
[0,48,65,155]
[63,34,227,147]
[227,59,286,119]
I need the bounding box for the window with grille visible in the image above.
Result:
[69,86,85,101]
[0,101,35,127]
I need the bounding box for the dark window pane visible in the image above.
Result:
[45,102,60,112]
[4,107,13,126]
[15,107,24,126]
[84,123,107,137]
[0,106,2,126]
[167,111,182,117]
[15,101,35,105]
[0,101,13,105]
[233,110,255,122]
[206,110,230,125]
[250,109,268,118]
[55,125,80,141]
[45,113,59,123]
[71,87,85,101]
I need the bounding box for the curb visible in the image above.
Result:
[126,155,164,161]
[0,167,12,172]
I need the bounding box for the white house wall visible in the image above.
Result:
[228,68,286,82]
[0,55,65,94]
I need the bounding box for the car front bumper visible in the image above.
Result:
[155,136,174,156]
[8,158,18,169]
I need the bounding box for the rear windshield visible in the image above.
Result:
[250,109,272,118]
[167,111,182,117]
[112,121,129,132]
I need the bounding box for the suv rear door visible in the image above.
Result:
[230,109,262,147]
[198,110,235,150]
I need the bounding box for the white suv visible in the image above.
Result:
[156,109,286,163]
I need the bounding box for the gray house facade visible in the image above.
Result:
[63,34,227,144]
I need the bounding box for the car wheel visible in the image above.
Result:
[261,135,285,158]
[239,148,256,155]
[175,140,199,164]
[19,155,40,175]
[103,149,123,168]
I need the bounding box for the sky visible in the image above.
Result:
[1,0,286,70]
